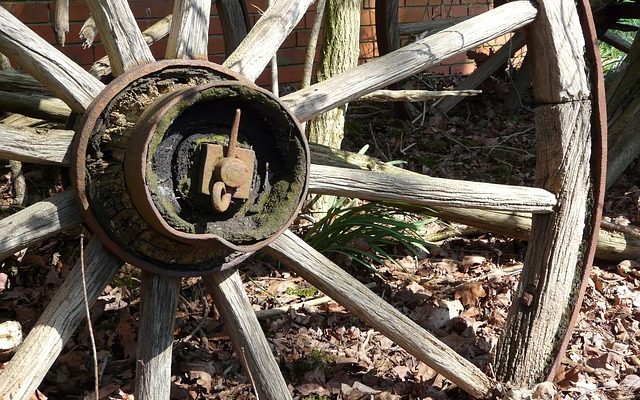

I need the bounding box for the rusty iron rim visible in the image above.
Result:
[123,80,310,251]
[71,60,267,276]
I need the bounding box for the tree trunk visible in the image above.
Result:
[307,0,361,149]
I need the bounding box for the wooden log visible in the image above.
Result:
[166,0,211,60]
[89,15,172,78]
[0,70,49,96]
[0,124,73,164]
[0,239,121,400]
[282,1,538,122]
[309,143,640,262]
[134,272,179,400]
[223,0,314,82]
[216,0,249,56]
[0,91,71,122]
[0,191,82,260]
[399,16,470,36]
[86,0,155,76]
[360,89,481,102]
[203,269,292,400]
[266,231,495,399]
[52,0,69,46]
[435,33,525,113]
[0,6,104,112]
[309,164,557,213]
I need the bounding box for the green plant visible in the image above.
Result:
[285,285,319,297]
[599,19,640,74]
[305,198,434,271]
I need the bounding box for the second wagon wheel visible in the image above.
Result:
[0,0,605,399]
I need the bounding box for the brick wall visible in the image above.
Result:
[0,0,495,88]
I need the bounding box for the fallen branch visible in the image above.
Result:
[360,89,481,102]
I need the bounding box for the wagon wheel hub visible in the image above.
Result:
[71,60,309,276]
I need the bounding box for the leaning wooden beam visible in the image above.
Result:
[0,191,82,260]
[0,91,71,122]
[266,231,495,399]
[89,15,172,78]
[0,6,104,112]
[309,143,640,262]
[282,1,537,122]
[203,269,293,400]
[309,164,556,213]
[86,0,155,76]
[360,89,481,102]
[0,239,121,400]
[435,33,525,113]
[223,0,314,82]
[600,31,632,53]
[134,272,179,400]
[0,124,73,165]
[166,0,211,59]
[399,16,470,36]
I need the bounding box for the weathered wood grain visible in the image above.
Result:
[361,89,481,102]
[495,100,593,384]
[223,0,314,82]
[89,15,172,78]
[266,231,495,399]
[203,269,292,400]
[0,124,73,165]
[0,91,71,122]
[309,164,557,213]
[399,16,470,36]
[282,1,537,122]
[135,272,179,400]
[52,0,69,46]
[0,239,121,400]
[0,191,82,260]
[86,0,155,76]
[0,6,104,112]
[216,0,249,56]
[166,0,211,59]
[0,69,49,95]
[524,0,590,102]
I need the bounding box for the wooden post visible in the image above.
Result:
[134,272,179,400]
[0,239,121,400]
[203,269,293,400]
[166,0,211,60]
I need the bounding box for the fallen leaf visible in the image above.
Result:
[454,282,487,306]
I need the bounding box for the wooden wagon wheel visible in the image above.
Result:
[0,0,605,398]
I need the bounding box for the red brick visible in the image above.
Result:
[280,32,297,49]
[276,47,306,66]
[247,0,269,13]
[129,1,173,19]
[149,37,168,59]
[28,23,57,44]
[360,26,376,42]
[428,65,450,75]
[449,62,475,75]
[68,0,90,22]
[57,43,96,66]
[360,9,375,26]
[5,2,50,23]
[207,35,226,57]
[209,15,224,35]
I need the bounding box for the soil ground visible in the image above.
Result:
[1,73,639,400]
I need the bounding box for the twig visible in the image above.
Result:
[360,89,482,102]
[80,234,100,400]
[255,282,376,319]
[240,347,260,400]
[179,293,210,343]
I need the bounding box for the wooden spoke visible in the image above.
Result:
[166,0,211,60]
[216,0,249,56]
[0,6,104,112]
[222,0,314,81]
[0,191,82,260]
[281,0,537,122]
[90,15,172,78]
[266,231,495,399]
[0,70,49,96]
[0,239,121,400]
[0,124,73,165]
[399,16,471,36]
[203,269,292,400]
[134,272,179,400]
[309,164,557,213]
[86,0,155,76]
[0,91,70,122]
